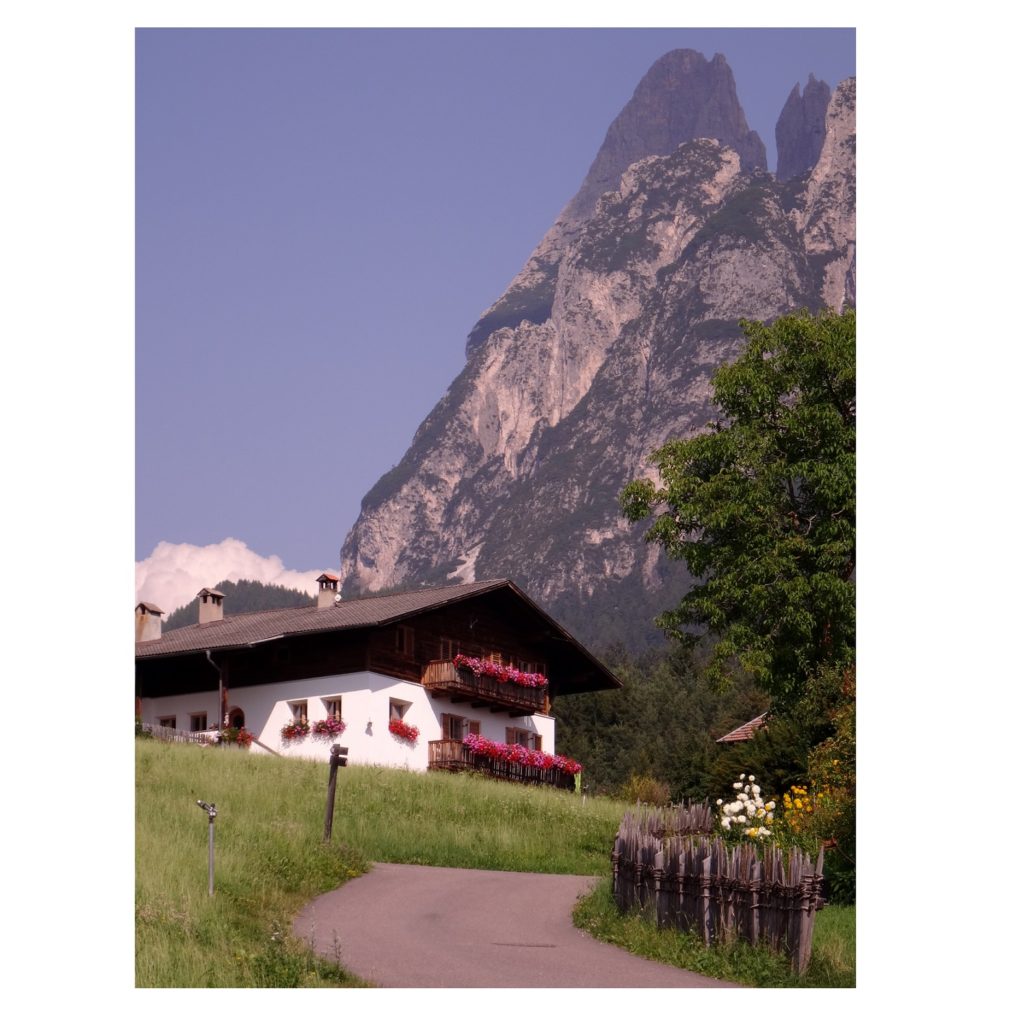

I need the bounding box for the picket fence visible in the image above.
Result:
[612,806,825,973]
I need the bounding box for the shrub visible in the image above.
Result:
[619,773,671,807]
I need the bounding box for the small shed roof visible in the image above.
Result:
[715,712,769,744]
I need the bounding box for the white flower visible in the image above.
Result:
[752,785,761,795]
[766,801,775,810]
[739,774,746,780]
[736,815,746,823]
[756,808,765,818]
[721,818,731,829]
[716,798,723,805]
[766,813,774,822]
[733,782,743,790]
[748,775,755,782]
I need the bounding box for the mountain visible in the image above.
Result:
[340,52,856,651]
[775,74,832,181]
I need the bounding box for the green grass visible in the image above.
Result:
[137,740,854,987]
[136,740,625,986]
[572,878,855,988]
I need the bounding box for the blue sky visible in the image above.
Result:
[136,27,855,590]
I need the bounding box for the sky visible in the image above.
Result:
[135,27,855,611]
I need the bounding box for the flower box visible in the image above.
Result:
[280,720,311,741]
[312,716,347,738]
[388,718,419,743]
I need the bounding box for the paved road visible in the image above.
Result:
[293,862,738,988]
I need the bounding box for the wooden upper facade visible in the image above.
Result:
[135,579,621,709]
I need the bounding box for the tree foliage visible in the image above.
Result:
[553,643,767,800]
[620,308,855,708]
[163,578,314,631]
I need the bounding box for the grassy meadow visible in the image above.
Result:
[136,739,854,987]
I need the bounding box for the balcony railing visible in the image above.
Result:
[421,659,548,715]
[428,739,575,790]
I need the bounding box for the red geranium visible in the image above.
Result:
[462,733,581,776]
[389,718,419,743]
[452,654,548,689]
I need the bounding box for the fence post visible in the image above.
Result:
[653,849,666,928]
[323,744,348,842]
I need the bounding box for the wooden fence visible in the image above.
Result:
[612,809,825,973]
[138,722,219,745]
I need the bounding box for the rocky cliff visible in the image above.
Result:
[341,52,855,651]
[775,74,831,181]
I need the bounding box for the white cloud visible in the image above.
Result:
[135,537,335,615]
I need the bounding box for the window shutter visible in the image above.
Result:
[506,727,516,745]
[534,734,542,751]
[441,713,450,740]
[467,719,480,736]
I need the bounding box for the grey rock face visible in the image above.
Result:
[466,49,766,357]
[775,74,831,181]
[341,66,856,650]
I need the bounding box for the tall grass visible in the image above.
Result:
[137,740,854,988]
[136,740,625,986]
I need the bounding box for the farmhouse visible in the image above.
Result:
[135,577,620,780]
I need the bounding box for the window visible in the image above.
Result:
[441,714,479,740]
[389,698,411,722]
[323,697,342,720]
[439,637,460,660]
[486,650,503,665]
[506,727,541,750]
[190,712,207,731]
[288,700,308,724]
[158,716,176,729]
[395,625,415,657]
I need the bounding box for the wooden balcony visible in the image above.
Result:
[428,739,575,790]
[421,659,548,716]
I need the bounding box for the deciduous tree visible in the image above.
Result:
[620,308,855,709]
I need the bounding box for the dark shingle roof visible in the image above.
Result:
[136,579,517,659]
[715,712,769,744]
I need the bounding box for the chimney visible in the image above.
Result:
[135,601,164,642]
[316,573,342,608]
[198,588,225,624]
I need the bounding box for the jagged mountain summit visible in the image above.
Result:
[341,51,856,651]
[775,74,832,181]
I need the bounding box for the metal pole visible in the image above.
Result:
[196,801,217,895]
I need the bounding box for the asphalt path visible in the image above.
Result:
[293,862,739,988]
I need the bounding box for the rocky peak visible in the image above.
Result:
[565,49,766,223]
[775,73,831,181]
[341,61,855,651]
[465,49,766,357]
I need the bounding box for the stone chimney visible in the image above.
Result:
[135,601,164,642]
[316,573,342,608]
[197,588,225,624]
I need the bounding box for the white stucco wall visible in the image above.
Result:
[140,671,555,770]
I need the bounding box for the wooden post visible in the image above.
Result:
[323,744,348,842]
